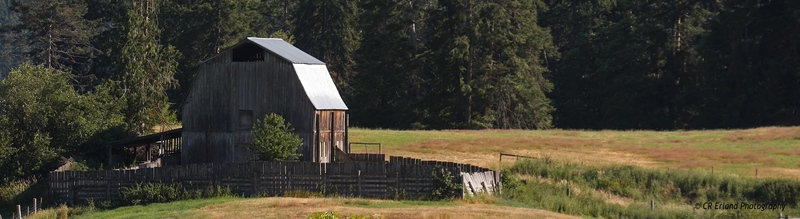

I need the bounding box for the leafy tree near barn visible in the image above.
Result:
[248,113,302,161]
[0,63,124,183]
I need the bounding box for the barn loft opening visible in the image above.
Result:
[232,43,264,62]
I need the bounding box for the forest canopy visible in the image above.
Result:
[0,0,796,151]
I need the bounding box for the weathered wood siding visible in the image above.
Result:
[316,110,347,162]
[183,47,319,163]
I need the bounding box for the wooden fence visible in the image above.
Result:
[48,156,500,205]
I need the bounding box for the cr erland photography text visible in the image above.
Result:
[694,202,787,211]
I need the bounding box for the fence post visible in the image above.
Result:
[650,199,654,211]
[566,187,570,197]
[358,170,362,197]
[17,205,21,219]
[33,198,37,214]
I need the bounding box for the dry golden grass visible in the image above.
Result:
[351,126,800,179]
[196,197,579,219]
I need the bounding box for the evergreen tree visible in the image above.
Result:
[116,0,178,134]
[543,0,714,129]
[294,0,360,96]
[352,0,432,129]
[10,0,100,77]
[425,0,556,129]
[696,0,800,128]
[161,0,267,109]
[0,0,25,79]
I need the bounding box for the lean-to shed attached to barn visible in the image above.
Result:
[181,37,349,164]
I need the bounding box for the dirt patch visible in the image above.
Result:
[756,168,800,179]
[725,126,800,142]
[198,197,580,219]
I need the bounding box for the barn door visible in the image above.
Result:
[316,113,330,163]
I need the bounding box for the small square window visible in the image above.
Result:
[239,110,253,128]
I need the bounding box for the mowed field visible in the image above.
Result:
[350,126,800,179]
[41,127,800,219]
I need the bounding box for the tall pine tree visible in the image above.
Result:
[294,0,360,96]
[10,0,100,77]
[352,0,432,129]
[424,0,556,129]
[116,0,178,134]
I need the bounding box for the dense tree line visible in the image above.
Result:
[0,0,798,181]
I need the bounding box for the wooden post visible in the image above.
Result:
[146,143,151,162]
[329,112,335,163]
[566,187,570,197]
[711,166,714,175]
[33,198,37,214]
[108,145,113,169]
[315,114,321,163]
[650,199,654,211]
[344,112,349,153]
[17,205,21,219]
[358,170,362,197]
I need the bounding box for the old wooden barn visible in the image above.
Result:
[181,37,349,164]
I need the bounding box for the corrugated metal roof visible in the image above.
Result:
[247,37,324,64]
[293,64,348,110]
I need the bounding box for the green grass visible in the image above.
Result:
[72,197,238,219]
[502,158,800,218]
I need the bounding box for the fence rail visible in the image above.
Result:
[349,142,382,154]
[499,153,536,162]
[49,156,500,205]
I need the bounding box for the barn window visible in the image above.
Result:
[232,43,264,62]
[239,110,253,128]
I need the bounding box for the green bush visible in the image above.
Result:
[120,183,234,205]
[431,166,463,200]
[248,113,302,161]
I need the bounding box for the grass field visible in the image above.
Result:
[24,127,800,218]
[350,126,800,179]
[31,197,578,219]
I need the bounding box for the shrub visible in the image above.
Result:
[502,159,800,218]
[248,113,302,161]
[120,183,234,205]
[431,166,463,200]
